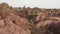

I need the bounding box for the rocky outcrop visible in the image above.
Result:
[0,11,31,34]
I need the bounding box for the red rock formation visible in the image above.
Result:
[35,20,52,28]
[36,12,47,21]
[0,12,30,34]
[36,18,60,28]
[0,11,8,18]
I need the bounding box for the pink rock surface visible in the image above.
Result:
[0,12,31,34]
